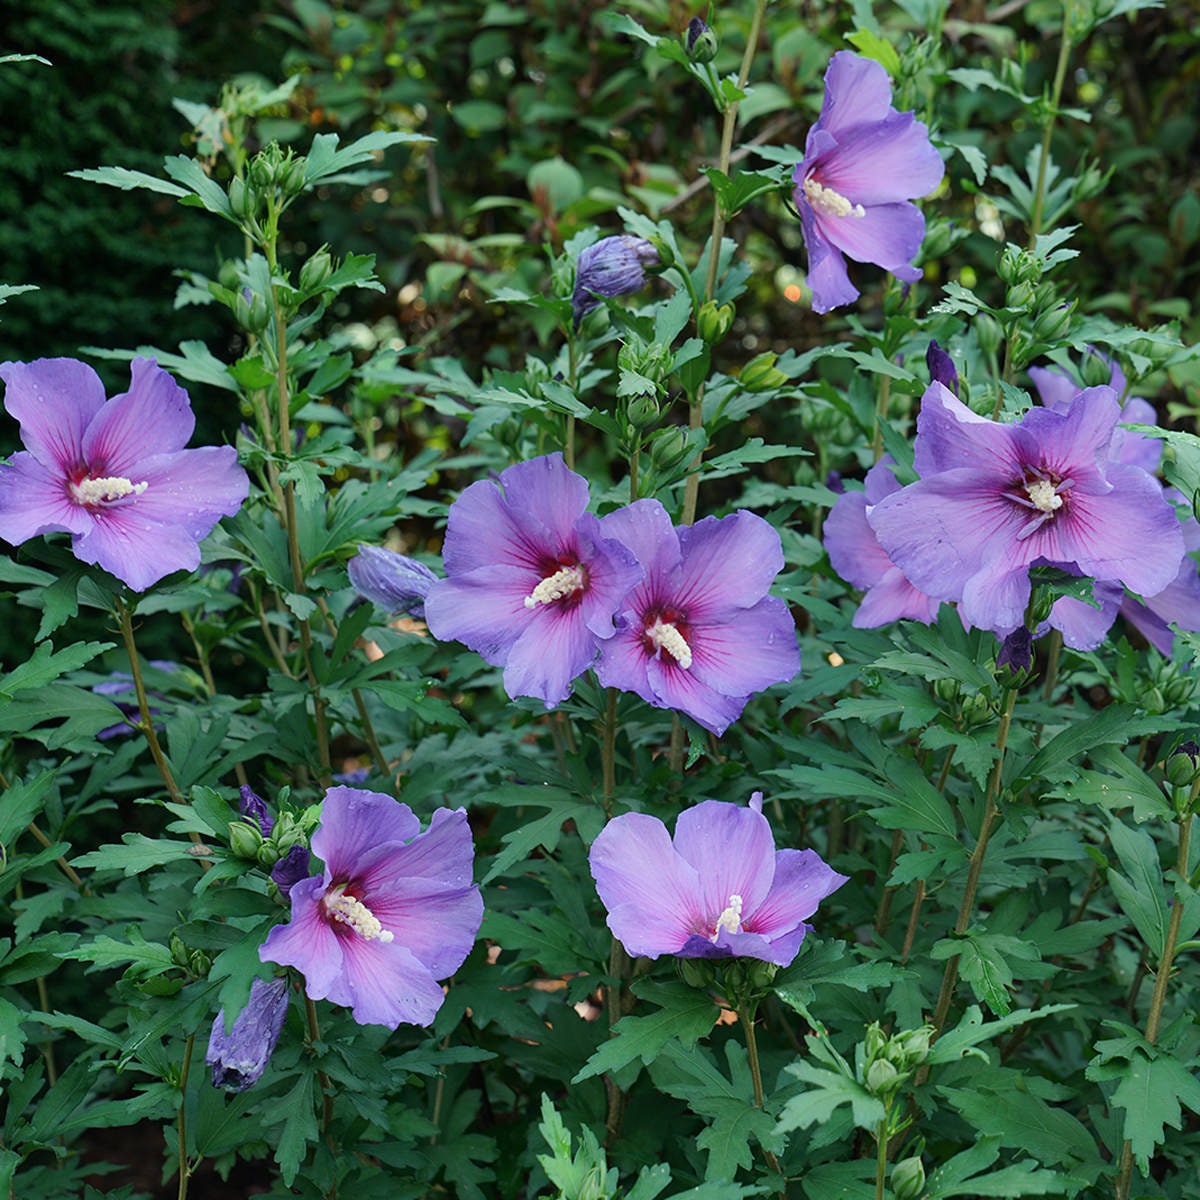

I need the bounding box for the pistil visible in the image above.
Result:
[804,176,866,220]
[525,564,585,609]
[323,885,394,943]
[70,475,148,507]
[646,618,692,669]
[712,894,744,939]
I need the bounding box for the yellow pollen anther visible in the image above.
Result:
[324,886,394,943]
[646,619,692,669]
[1026,479,1063,514]
[70,475,148,506]
[524,565,585,609]
[804,176,866,220]
[712,894,744,940]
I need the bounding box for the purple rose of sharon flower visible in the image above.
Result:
[206,976,289,1092]
[868,382,1185,635]
[423,454,642,708]
[823,458,940,628]
[259,786,482,1029]
[572,235,658,327]
[0,357,249,591]
[589,794,847,965]
[792,52,944,314]
[595,500,800,736]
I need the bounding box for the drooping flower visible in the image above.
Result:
[867,382,1185,635]
[791,52,944,313]
[595,501,799,735]
[572,235,658,327]
[423,454,642,708]
[0,357,249,591]
[259,786,482,1029]
[823,458,940,628]
[589,794,846,966]
[348,544,439,618]
[206,976,290,1092]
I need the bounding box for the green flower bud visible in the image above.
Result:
[650,427,690,470]
[228,175,254,222]
[684,16,718,64]
[677,957,716,991]
[934,677,959,703]
[257,841,281,869]
[866,1058,900,1094]
[742,959,778,993]
[1080,349,1113,388]
[169,934,191,969]
[626,393,661,430]
[1164,741,1200,789]
[299,246,334,293]
[1031,281,1057,313]
[697,300,735,345]
[997,244,1022,283]
[895,1025,934,1066]
[864,1022,888,1061]
[228,820,263,861]
[1033,303,1074,343]
[975,312,1003,356]
[188,948,212,978]
[741,351,788,392]
[961,692,992,727]
[892,1156,926,1200]
[278,153,307,198]
[1143,686,1166,715]
[1006,281,1035,311]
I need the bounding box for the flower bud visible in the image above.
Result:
[892,1156,926,1200]
[684,16,718,63]
[650,426,690,470]
[676,957,717,991]
[926,339,958,394]
[572,235,658,327]
[278,154,307,198]
[626,393,661,430]
[256,840,281,868]
[997,244,1022,283]
[228,820,264,861]
[934,677,959,703]
[1081,348,1113,388]
[1006,281,1035,311]
[740,351,788,392]
[864,1022,888,1061]
[299,247,334,293]
[234,289,271,334]
[1033,303,1074,343]
[206,977,290,1092]
[348,545,439,618]
[961,692,992,726]
[696,300,735,345]
[997,626,1033,678]
[974,312,1003,356]
[1165,741,1200,788]
[228,175,254,222]
[895,1025,934,1066]
[270,844,312,899]
[866,1058,900,1094]
[239,785,274,835]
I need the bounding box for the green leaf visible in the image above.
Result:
[927,1004,1075,1065]
[71,834,209,878]
[932,931,1041,1016]
[1106,819,1169,959]
[1093,1051,1200,1173]
[272,1072,319,1186]
[67,165,188,197]
[60,927,176,979]
[845,29,902,74]
[571,981,719,1083]
[0,639,113,699]
[777,1061,885,1134]
[0,770,56,844]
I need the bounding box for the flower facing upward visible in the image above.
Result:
[206,976,289,1092]
[792,52,944,313]
[0,357,249,591]
[423,454,642,707]
[571,235,658,327]
[867,382,1185,635]
[589,794,846,966]
[595,500,799,735]
[259,786,482,1029]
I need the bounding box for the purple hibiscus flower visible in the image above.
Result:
[1119,497,1200,656]
[823,458,940,628]
[791,51,944,314]
[206,976,289,1092]
[0,357,249,591]
[259,786,482,1029]
[867,382,1185,636]
[595,500,800,736]
[423,454,642,708]
[572,235,658,327]
[589,794,847,966]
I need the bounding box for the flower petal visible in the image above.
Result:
[70,506,210,591]
[798,201,859,313]
[0,357,106,472]
[814,51,896,138]
[424,564,537,663]
[673,800,777,920]
[125,445,249,533]
[333,934,449,1028]
[686,598,800,698]
[311,787,421,881]
[81,358,196,473]
[259,876,344,999]
[366,877,483,978]
[502,603,598,706]
[817,200,926,280]
[0,451,94,543]
[748,849,848,941]
[675,512,784,616]
[820,112,943,205]
[644,655,751,735]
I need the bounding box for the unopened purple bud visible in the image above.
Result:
[572,235,658,327]
[206,977,289,1092]
[270,844,311,898]
[826,469,845,495]
[684,16,718,63]
[348,545,439,618]
[997,626,1033,675]
[926,340,958,395]
[239,785,274,836]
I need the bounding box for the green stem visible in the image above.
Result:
[601,688,618,819]
[875,1112,890,1200]
[1027,10,1074,246]
[872,376,892,463]
[929,687,1019,1037]
[681,0,769,528]
[738,1004,784,1178]
[176,1033,195,1200]
[304,994,335,1134]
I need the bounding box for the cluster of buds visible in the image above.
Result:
[228,785,312,897]
[861,1021,934,1099]
[676,955,778,1012]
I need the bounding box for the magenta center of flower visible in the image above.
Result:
[68,467,148,509]
[642,606,692,669]
[711,893,744,941]
[321,882,393,943]
[524,559,587,610]
[803,173,865,220]
[1010,467,1073,541]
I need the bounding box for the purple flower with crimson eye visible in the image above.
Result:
[348,545,439,618]
[594,500,800,735]
[0,358,249,591]
[823,458,940,628]
[206,977,289,1092]
[423,454,642,708]
[589,794,846,966]
[259,787,482,1029]
[791,52,944,314]
[867,382,1185,636]
[572,235,658,327]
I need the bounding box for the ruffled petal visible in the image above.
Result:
[594,624,654,701]
[70,506,208,591]
[439,476,558,578]
[366,877,483,978]
[817,200,926,280]
[854,566,941,627]
[818,111,944,205]
[798,200,858,313]
[573,513,643,639]
[1045,581,1122,651]
[814,51,896,138]
[424,564,537,663]
[333,934,448,1028]
[259,876,344,999]
[502,603,598,706]
[644,653,750,735]
[589,813,706,957]
[81,358,196,473]
[686,597,800,697]
[0,452,93,543]
[749,848,849,945]
[824,490,892,590]
[673,800,776,921]
[598,499,680,602]
[674,512,784,617]
[0,357,105,472]
[311,787,420,881]
[912,383,1023,478]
